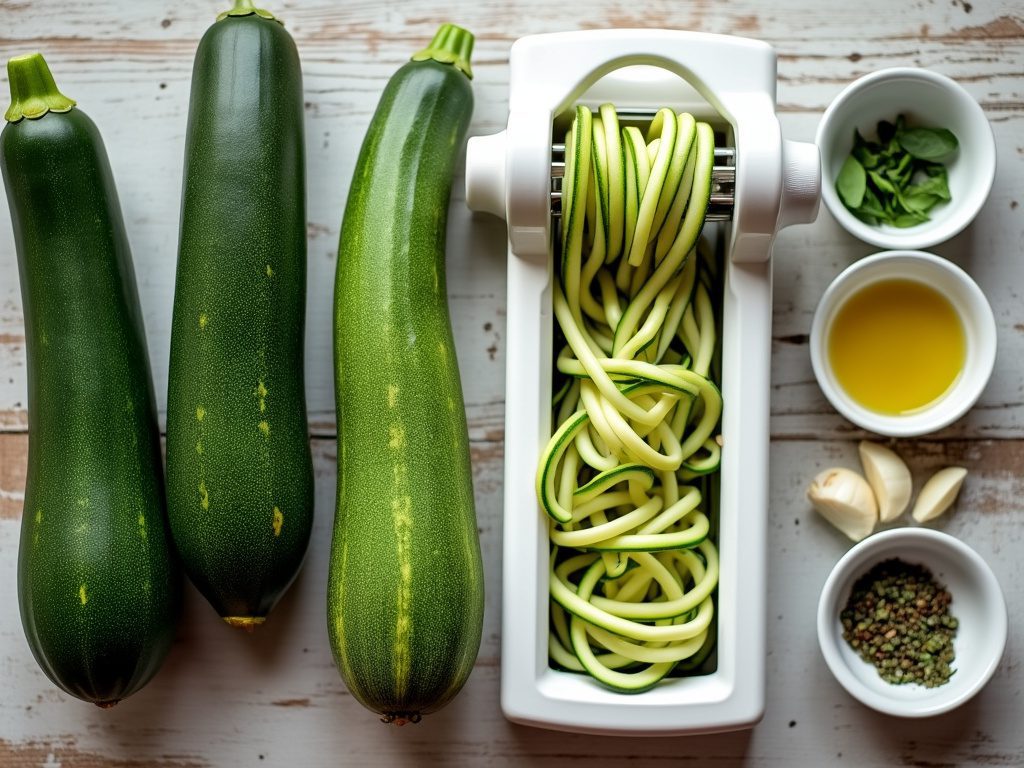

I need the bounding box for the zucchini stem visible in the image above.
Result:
[216,0,279,23]
[411,23,474,79]
[4,53,76,123]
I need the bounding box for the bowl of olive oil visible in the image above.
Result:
[810,250,996,436]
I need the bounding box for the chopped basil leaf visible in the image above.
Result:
[897,127,959,161]
[834,114,957,226]
[836,155,867,209]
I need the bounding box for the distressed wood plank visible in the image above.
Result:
[1,110,1022,438]
[1,4,1022,435]
[0,435,1022,765]
[0,432,26,519]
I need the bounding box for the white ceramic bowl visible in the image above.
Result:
[810,250,996,437]
[817,528,1007,718]
[816,67,995,249]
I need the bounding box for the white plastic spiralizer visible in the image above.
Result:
[465,29,820,735]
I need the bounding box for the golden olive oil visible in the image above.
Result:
[828,278,965,415]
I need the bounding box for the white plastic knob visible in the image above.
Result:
[777,139,821,229]
[465,130,508,220]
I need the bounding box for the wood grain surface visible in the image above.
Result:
[0,0,1022,765]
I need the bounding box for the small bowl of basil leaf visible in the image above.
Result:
[816,67,995,249]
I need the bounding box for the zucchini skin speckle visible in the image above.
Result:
[329,43,484,720]
[2,99,180,705]
[165,11,313,622]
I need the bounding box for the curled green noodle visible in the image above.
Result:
[536,104,723,692]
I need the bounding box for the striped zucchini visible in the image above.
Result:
[164,0,313,628]
[328,25,484,723]
[2,53,179,705]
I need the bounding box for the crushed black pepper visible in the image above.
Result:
[840,558,958,687]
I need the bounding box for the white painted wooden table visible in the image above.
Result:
[1,1,1022,765]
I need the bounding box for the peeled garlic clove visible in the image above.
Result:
[807,467,878,542]
[912,466,968,522]
[858,440,912,523]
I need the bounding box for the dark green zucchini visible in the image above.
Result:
[328,24,484,723]
[2,53,179,706]
[165,0,312,629]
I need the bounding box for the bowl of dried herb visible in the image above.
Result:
[817,527,1006,717]
[816,67,995,250]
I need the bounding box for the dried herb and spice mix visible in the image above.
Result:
[840,558,958,687]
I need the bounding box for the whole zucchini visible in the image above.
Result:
[328,25,484,723]
[165,0,313,628]
[2,53,180,705]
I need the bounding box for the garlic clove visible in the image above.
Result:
[858,441,913,523]
[807,467,878,542]
[912,466,968,523]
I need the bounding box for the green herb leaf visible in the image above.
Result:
[837,155,867,209]
[883,135,902,161]
[859,187,886,221]
[868,170,897,195]
[905,173,951,203]
[896,127,959,161]
[916,163,951,198]
[890,152,913,184]
[901,192,942,213]
[853,143,880,169]
[891,211,931,228]
[850,130,876,167]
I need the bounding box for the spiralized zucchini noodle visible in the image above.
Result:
[536,104,723,692]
